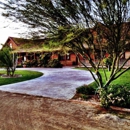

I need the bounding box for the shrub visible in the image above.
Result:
[103,56,112,71]
[80,94,90,100]
[99,85,130,108]
[48,59,63,68]
[76,85,95,95]
[39,53,52,67]
[25,59,38,67]
[17,63,22,68]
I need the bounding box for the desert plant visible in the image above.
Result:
[0,47,17,76]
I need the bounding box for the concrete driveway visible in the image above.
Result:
[0,67,94,100]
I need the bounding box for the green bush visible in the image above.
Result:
[103,56,112,71]
[48,59,63,68]
[76,85,95,95]
[17,63,22,68]
[25,59,38,67]
[99,85,130,108]
[80,94,90,100]
[39,53,52,67]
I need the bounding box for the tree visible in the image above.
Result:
[1,0,130,107]
[0,47,17,77]
[92,0,130,87]
[0,0,91,36]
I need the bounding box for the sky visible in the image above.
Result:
[0,16,29,50]
[0,17,20,43]
[0,1,42,49]
[0,0,26,48]
[0,16,23,49]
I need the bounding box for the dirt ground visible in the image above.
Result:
[0,91,130,130]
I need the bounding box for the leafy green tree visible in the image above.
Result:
[1,0,130,107]
[0,47,17,76]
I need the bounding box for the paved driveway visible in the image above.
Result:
[0,67,94,100]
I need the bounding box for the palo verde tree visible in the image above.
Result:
[1,0,130,106]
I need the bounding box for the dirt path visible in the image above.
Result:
[0,91,130,130]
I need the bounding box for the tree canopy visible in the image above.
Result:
[0,0,92,37]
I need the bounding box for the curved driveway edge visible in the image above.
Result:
[0,67,94,100]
